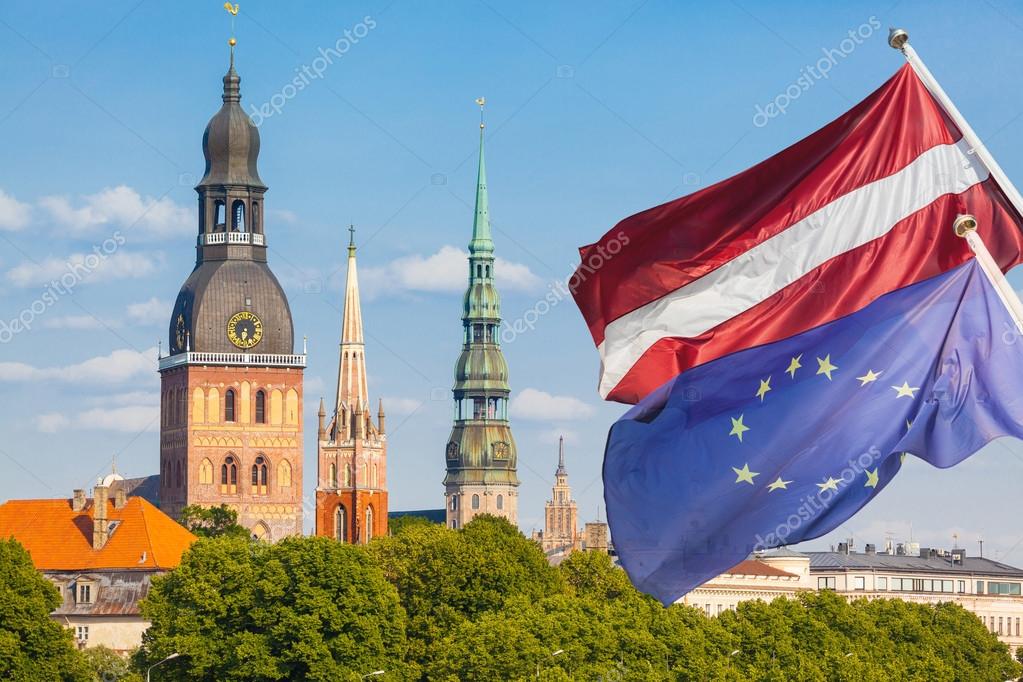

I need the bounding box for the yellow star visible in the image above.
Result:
[755,377,772,402]
[857,369,882,386]
[891,381,919,399]
[767,476,791,492]
[729,414,750,443]
[900,452,907,464]
[786,354,802,379]
[733,463,759,485]
[816,477,840,492]
[816,355,838,380]
[864,468,879,488]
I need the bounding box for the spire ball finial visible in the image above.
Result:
[476,96,486,129]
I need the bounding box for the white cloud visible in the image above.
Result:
[41,315,111,330]
[85,390,159,407]
[380,396,426,415]
[39,185,193,239]
[510,388,596,421]
[5,251,160,288]
[126,297,170,325]
[34,405,159,433]
[361,245,542,298]
[0,347,158,384]
[537,427,581,446]
[269,208,298,224]
[35,413,70,433]
[0,189,31,231]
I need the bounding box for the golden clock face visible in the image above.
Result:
[175,314,186,350]
[227,311,263,349]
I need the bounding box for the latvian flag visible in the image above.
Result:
[572,64,1023,405]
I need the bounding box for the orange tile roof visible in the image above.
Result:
[724,559,798,578]
[0,496,196,571]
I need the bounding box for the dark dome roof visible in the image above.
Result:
[169,260,293,355]
[199,63,265,188]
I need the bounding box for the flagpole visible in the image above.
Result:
[954,215,1023,334]
[889,29,1023,218]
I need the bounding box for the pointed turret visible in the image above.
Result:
[468,125,493,255]
[556,435,567,476]
[317,398,326,438]
[335,226,369,415]
[378,398,386,435]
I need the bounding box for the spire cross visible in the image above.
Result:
[348,224,356,256]
[475,96,485,129]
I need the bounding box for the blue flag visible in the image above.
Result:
[605,260,1023,604]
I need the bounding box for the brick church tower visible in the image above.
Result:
[158,49,304,541]
[443,107,520,528]
[535,436,581,555]
[314,228,388,542]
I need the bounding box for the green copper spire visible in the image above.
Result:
[468,115,493,255]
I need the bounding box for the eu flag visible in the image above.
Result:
[605,260,1023,604]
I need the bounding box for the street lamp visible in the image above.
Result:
[146,653,180,682]
[360,672,385,680]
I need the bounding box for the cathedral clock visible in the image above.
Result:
[227,311,263,349]
[174,313,187,351]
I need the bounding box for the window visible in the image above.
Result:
[716,604,723,615]
[854,576,865,590]
[942,580,954,593]
[214,200,226,229]
[176,459,183,488]
[998,617,1004,635]
[343,464,352,487]
[365,507,374,541]
[450,496,457,511]
[335,506,346,543]
[1017,618,1020,637]
[818,577,836,590]
[199,458,213,485]
[496,495,503,510]
[77,583,93,604]
[877,577,887,591]
[277,460,292,488]
[471,494,480,510]
[371,463,378,488]
[958,580,966,593]
[255,390,266,423]
[221,456,237,494]
[225,389,235,422]
[76,625,89,642]
[252,456,268,494]
[232,199,246,232]
[978,580,985,594]
[987,582,1022,595]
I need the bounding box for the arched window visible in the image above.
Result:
[231,200,245,232]
[371,463,378,488]
[476,264,482,278]
[224,389,235,422]
[252,455,268,494]
[175,459,183,488]
[252,202,260,234]
[277,460,292,488]
[497,495,504,510]
[486,265,491,278]
[449,496,457,511]
[329,463,338,488]
[214,200,226,231]
[471,494,480,510]
[365,507,374,542]
[335,506,346,543]
[343,463,352,487]
[221,456,237,494]
[255,390,266,423]
[199,458,213,485]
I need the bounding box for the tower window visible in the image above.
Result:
[252,202,260,234]
[450,496,457,511]
[476,264,482,278]
[221,456,238,494]
[255,390,266,423]
[486,265,491,278]
[214,201,226,231]
[335,506,346,542]
[231,200,246,232]
[497,495,504,510]
[471,494,480,510]
[343,463,352,487]
[329,463,338,488]
[224,389,235,422]
[365,507,374,542]
[252,455,268,494]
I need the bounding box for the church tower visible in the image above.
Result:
[158,48,304,541]
[315,228,388,542]
[444,108,520,528]
[538,436,581,555]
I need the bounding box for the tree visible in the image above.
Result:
[178,504,250,540]
[0,538,90,681]
[137,536,409,681]
[81,646,142,682]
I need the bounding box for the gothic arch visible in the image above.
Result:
[199,458,213,485]
[285,388,299,425]
[252,521,271,543]
[277,459,292,488]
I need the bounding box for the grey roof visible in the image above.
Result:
[48,570,154,617]
[757,546,808,558]
[109,476,159,507]
[808,551,1023,577]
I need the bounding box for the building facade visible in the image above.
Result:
[533,437,581,556]
[0,484,196,653]
[443,117,520,528]
[315,229,388,542]
[677,556,812,616]
[158,50,304,541]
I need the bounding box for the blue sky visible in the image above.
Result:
[3,0,1023,564]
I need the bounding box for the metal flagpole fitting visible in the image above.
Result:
[887,28,909,51]
[953,214,1023,334]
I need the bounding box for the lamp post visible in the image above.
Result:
[360,672,385,680]
[146,653,180,682]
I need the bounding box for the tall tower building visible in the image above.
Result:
[444,113,520,528]
[158,49,304,541]
[538,436,581,555]
[315,228,388,542]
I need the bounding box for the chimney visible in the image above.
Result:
[113,487,126,510]
[72,489,86,512]
[92,484,110,550]
[865,543,876,555]
[837,542,849,555]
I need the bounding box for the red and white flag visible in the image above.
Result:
[572,64,1023,404]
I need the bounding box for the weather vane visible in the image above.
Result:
[224,3,239,50]
[475,96,485,129]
